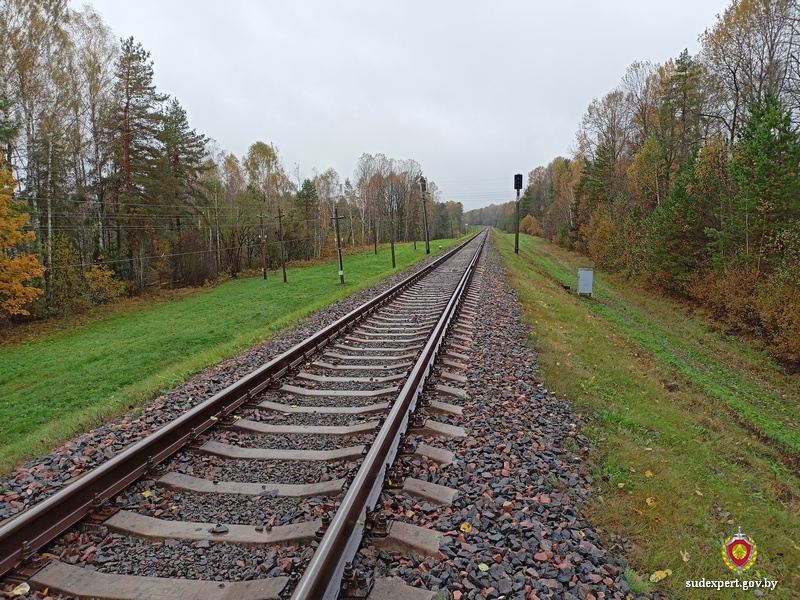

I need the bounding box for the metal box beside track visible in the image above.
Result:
[577,269,593,297]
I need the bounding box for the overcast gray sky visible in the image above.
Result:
[72,0,731,211]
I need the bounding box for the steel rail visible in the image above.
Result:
[0,236,478,578]
[290,229,486,600]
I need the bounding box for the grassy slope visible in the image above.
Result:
[0,240,458,473]
[494,231,800,599]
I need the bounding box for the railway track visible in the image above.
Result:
[0,230,487,599]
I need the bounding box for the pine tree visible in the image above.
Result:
[646,150,710,294]
[154,98,208,285]
[729,91,800,274]
[108,36,167,290]
[295,179,318,260]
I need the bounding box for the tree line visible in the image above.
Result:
[0,0,464,320]
[466,0,800,364]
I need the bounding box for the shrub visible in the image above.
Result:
[688,266,761,334]
[581,208,617,270]
[754,278,800,363]
[84,263,126,305]
[520,214,543,236]
[46,234,89,316]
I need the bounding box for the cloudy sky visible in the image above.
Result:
[72,0,731,211]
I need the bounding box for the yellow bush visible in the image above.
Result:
[84,263,126,305]
[688,267,761,333]
[755,279,800,363]
[520,214,543,237]
[581,209,617,270]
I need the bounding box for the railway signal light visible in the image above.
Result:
[514,173,523,254]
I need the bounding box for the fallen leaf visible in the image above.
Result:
[618,483,625,489]
[142,490,151,498]
[644,470,653,478]
[680,549,690,562]
[695,490,704,496]
[478,563,489,572]
[460,522,473,533]
[629,467,636,473]
[11,583,30,596]
[649,569,672,582]
[646,497,657,508]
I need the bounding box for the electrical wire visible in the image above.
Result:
[43,235,333,271]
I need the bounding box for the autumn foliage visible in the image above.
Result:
[519,214,542,237]
[0,168,44,317]
[466,0,800,366]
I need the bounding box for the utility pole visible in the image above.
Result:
[389,207,396,268]
[514,173,523,254]
[259,213,267,279]
[331,205,345,284]
[420,177,430,255]
[277,208,287,282]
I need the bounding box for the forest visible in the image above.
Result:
[466,0,800,365]
[0,0,464,321]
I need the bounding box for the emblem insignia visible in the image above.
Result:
[722,527,757,575]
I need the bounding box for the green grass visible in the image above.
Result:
[0,239,458,474]
[494,231,800,599]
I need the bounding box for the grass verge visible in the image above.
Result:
[494,230,800,599]
[0,239,458,474]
